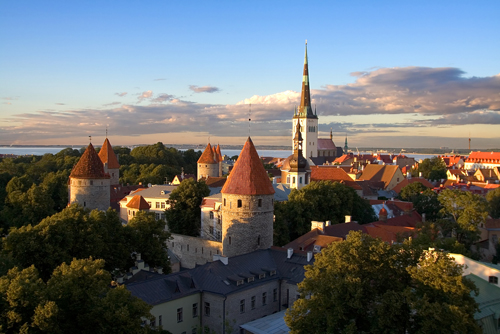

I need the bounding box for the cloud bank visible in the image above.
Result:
[1,67,499,145]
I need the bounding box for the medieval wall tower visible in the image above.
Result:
[69,143,110,211]
[98,137,120,185]
[221,137,275,258]
[292,41,318,159]
[197,143,219,180]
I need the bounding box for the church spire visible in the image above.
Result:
[344,133,349,153]
[299,41,315,117]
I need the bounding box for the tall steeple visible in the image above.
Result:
[299,41,315,117]
[293,41,319,159]
[344,134,349,153]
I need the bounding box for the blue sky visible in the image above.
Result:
[1,1,499,149]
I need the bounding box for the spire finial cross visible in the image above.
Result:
[89,135,91,143]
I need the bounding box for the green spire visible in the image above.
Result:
[344,133,348,153]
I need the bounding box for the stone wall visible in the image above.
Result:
[169,234,222,269]
[221,193,274,258]
[197,163,219,180]
[69,177,110,211]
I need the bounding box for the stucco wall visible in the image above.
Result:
[150,292,201,334]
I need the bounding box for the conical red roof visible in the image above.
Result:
[98,138,120,169]
[222,137,275,195]
[126,195,150,209]
[216,144,222,161]
[198,143,216,164]
[70,143,109,179]
[212,145,219,162]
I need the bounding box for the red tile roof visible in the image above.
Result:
[310,166,353,182]
[98,138,120,169]
[364,224,416,243]
[201,176,227,188]
[126,195,150,209]
[198,143,216,164]
[466,151,500,163]
[392,177,434,194]
[70,143,109,179]
[216,144,222,161]
[221,137,275,195]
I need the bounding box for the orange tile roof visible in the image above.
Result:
[221,137,275,195]
[466,151,500,163]
[364,224,416,243]
[70,143,109,179]
[201,176,227,188]
[310,166,353,182]
[198,143,217,164]
[216,144,222,161]
[98,138,120,169]
[126,195,150,209]
[358,164,400,188]
[392,177,434,194]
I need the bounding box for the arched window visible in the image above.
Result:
[237,199,242,208]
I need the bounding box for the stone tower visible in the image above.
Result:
[292,41,318,159]
[69,143,110,211]
[98,138,120,185]
[288,122,310,189]
[197,143,219,180]
[221,137,275,258]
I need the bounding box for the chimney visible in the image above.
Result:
[307,251,313,262]
[406,172,411,179]
[326,220,331,227]
[116,275,124,284]
[345,215,351,223]
[155,267,163,274]
[273,177,277,184]
[422,213,426,223]
[311,221,325,231]
[287,248,293,259]
[136,253,141,261]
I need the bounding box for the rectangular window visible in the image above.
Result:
[177,308,183,323]
[262,292,267,305]
[155,213,160,220]
[273,288,278,302]
[155,202,160,209]
[192,303,198,317]
[210,211,214,219]
[159,315,162,326]
[161,202,166,209]
[489,276,498,284]
[251,296,256,309]
[151,317,156,327]
[240,299,245,313]
[209,226,214,235]
[205,302,210,316]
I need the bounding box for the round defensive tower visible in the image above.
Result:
[221,137,275,258]
[98,137,120,185]
[197,143,219,180]
[69,143,111,211]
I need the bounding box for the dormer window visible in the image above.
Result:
[270,270,276,276]
[248,276,254,283]
[489,276,498,284]
[236,279,244,286]
[259,273,265,279]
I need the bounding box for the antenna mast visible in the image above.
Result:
[248,103,252,136]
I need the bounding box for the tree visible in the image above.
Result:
[274,181,376,242]
[487,187,500,219]
[0,258,155,334]
[285,231,480,334]
[416,157,447,180]
[125,211,171,271]
[398,182,442,221]
[438,189,488,248]
[165,179,210,236]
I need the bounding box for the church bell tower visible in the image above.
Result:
[292,41,318,159]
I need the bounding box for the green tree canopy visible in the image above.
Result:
[416,156,447,181]
[0,258,155,334]
[438,189,488,248]
[487,187,500,219]
[165,179,210,236]
[285,231,480,334]
[398,182,442,221]
[273,181,376,245]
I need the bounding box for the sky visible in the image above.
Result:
[1,1,499,149]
